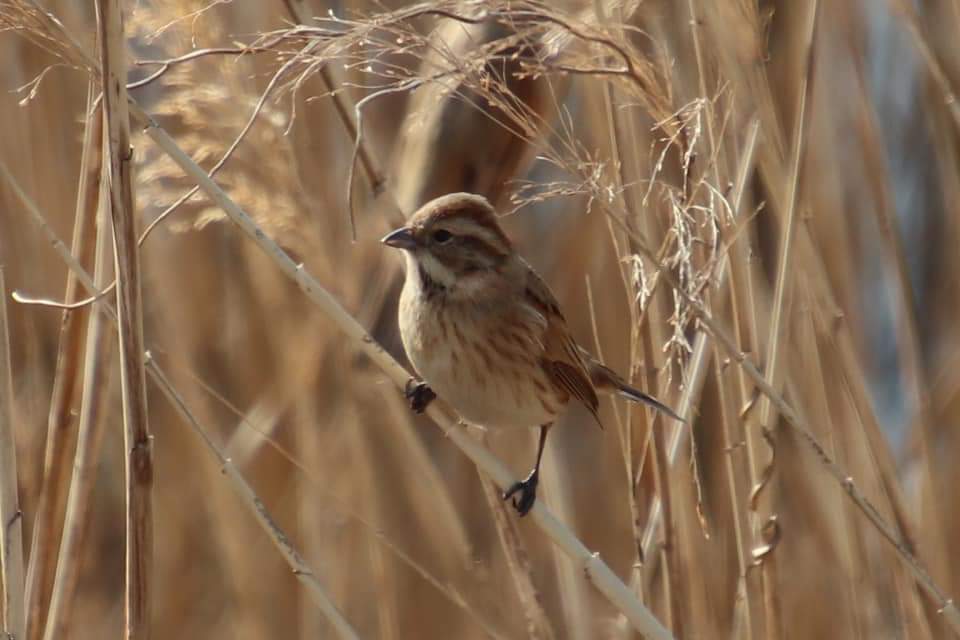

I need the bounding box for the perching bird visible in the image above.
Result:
[383,193,682,516]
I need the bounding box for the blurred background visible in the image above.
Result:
[1,0,959,638]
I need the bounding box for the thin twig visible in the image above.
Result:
[14,38,306,315]
[346,79,419,237]
[11,284,114,310]
[281,0,385,199]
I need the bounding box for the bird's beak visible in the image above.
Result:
[381,226,418,250]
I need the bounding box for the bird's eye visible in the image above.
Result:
[432,229,453,243]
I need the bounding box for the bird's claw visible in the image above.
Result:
[404,379,436,414]
[503,471,539,517]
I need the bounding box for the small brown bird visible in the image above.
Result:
[383,193,682,516]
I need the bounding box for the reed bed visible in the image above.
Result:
[1,0,960,638]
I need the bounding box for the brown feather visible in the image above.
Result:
[523,263,603,428]
[548,361,602,427]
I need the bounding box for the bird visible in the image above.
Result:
[382,192,683,516]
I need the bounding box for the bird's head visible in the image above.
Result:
[381,193,514,297]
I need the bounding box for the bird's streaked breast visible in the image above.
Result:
[398,277,560,429]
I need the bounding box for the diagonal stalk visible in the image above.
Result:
[42,189,114,640]
[1,164,362,640]
[128,98,673,639]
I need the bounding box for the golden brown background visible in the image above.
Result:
[2,0,960,638]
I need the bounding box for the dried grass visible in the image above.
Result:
[2,0,960,638]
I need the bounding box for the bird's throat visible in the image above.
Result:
[417,263,446,301]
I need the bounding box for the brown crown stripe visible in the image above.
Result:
[411,193,512,250]
[457,234,508,260]
[442,208,511,248]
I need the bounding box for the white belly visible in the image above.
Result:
[399,278,559,429]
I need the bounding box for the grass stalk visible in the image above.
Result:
[42,188,113,640]
[21,89,100,640]
[145,361,361,640]
[750,4,819,636]
[585,5,650,618]
[640,117,760,568]
[0,164,363,639]
[587,14,686,630]
[541,440,593,640]
[475,453,555,640]
[821,312,938,637]
[95,2,153,637]
[712,346,755,640]
[797,282,864,637]
[7,2,960,638]
[595,152,960,636]
[0,268,25,640]
[694,287,960,634]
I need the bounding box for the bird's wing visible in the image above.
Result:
[521,262,602,428]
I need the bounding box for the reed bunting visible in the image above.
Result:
[383,193,682,516]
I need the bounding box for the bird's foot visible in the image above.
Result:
[503,470,539,517]
[404,379,436,414]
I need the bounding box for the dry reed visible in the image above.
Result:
[2,0,960,638]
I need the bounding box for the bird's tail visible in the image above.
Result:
[614,383,685,422]
[585,357,685,422]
